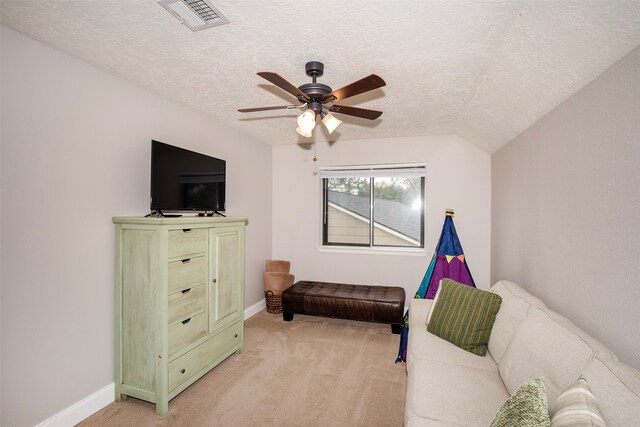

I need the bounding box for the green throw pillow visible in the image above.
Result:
[426,279,502,356]
[491,377,550,427]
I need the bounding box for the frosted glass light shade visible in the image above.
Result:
[322,113,342,134]
[296,126,313,137]
[297,109,316,132]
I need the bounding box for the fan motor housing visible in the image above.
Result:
[298,83,332,102]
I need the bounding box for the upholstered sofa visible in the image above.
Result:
[404,280,640,426]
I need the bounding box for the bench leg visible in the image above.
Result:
[283,312,294,321]
[391,324,401,334]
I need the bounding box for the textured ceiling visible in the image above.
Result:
[2,0,640,153]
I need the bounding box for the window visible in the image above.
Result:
[320,164,426,249]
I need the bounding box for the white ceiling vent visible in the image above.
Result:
[159,0,229,32]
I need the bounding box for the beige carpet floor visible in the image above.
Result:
[78,310,407,426]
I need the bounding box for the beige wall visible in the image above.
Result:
[0,26,272,426]
[492,46,640,368]
[272,135,492,298]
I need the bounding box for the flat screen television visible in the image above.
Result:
[150,140,226,214]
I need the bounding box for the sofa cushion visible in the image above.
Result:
[407,299,498,371]
[408,298,498,372]
[490,377,550,427]
[407,299,434,372]
[543,308,618,361]
[427,279,502,356]
[491,280,547,308]
[406,359,510,426]
[499,308,595,402]
[410,327,499,372]
[488,280,547,364]
[580,357,640,426]
[549,377,606,427]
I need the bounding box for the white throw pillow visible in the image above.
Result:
[425,280,443,325]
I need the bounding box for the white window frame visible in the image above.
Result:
[319,163,427,254]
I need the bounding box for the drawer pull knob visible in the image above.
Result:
[180,369,186,374]
[234,334,238,338]
[212,278,217,283]
[182,229,192,233]
[181,288,191,294]
[181,258,191,264]
[182,318,191,325]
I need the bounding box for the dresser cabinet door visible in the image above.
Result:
[209,226,244,333]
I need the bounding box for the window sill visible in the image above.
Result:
[318,245,429,257]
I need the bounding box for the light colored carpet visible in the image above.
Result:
[78,310,407,426]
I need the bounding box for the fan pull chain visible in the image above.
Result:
[313,142,318,162]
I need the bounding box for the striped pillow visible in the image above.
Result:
[550,377,607,427]
[426,279,502,356]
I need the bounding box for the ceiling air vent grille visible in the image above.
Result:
[159,0,229,32]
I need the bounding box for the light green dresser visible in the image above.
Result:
[113,216,247,415]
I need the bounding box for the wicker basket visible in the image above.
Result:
[265,259,290,273]
[265,290,282,314]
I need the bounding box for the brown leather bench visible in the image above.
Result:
[282,281,406,334]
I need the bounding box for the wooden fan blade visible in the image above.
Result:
[328,105,383,120]
[238,105,299,113]
[257,72,310,101]
[323,74,386,102]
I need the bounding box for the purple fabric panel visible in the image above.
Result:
[424,255,474,299]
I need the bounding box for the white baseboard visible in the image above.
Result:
[244,298,266,319]
[38,302,265,426]
[36,383,114,427]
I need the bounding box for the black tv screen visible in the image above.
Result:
[150,140,226,213]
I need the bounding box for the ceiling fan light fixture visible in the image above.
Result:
[295,126,313,138]
[322,112,342,134]
[238,62,386,140]
[297,109,316,131]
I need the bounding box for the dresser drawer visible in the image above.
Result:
[168,312,207,357]
[168,284,206,325]
[168,228,208,259]
[169,322,242,391]
[168,255,207,293]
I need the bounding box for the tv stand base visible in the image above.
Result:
[145,210,182,218]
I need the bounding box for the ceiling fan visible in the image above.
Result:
[238,61,386,137]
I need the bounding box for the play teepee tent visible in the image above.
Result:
[396,209,476,363]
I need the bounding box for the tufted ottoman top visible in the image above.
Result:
[289,281,405,302]
[282,280,405,325]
